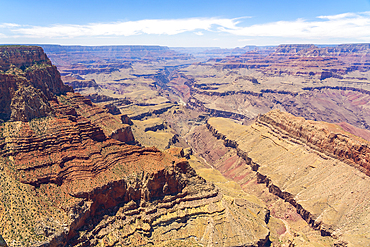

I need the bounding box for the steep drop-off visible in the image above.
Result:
[173,44,370,131]
[0,47,272,246]
[187,110,370,246]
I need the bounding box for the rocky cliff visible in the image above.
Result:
[187,111,370,246]
[40,45,194,77]
[213,43,370,79]
[0,46,50,71]
[0,46,73,122]
[175,44,370,131]
[0,46,271,246]
[258,110,370,176]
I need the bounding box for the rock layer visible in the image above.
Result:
[187,112,370,246]
[0,46,271,247]
[0,46,72,122]
[171,44,370,132]
[258,110,370,176]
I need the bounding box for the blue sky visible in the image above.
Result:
[1,0,370,47]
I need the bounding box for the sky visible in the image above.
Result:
[1,0,370,48]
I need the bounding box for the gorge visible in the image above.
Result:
[1,44,370,246]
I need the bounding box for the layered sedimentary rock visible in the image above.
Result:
[0,46,272,247]
[258,110,370,175]
[41,45,194,65]
[0,46,72,122]
[214,44,370,74]
[187,110,370,246]
[171,44,370,132]
[0,46,50,71]
[43,43,370,135]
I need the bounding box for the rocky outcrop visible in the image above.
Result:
[64,79,101,91]
[101,103,121,115]
[0,46,73,122]
[57,92,135,144]
[0,46,50,71]
[125,103,174,120]
[258,109,370,176]
[0,46,271,247]
[84,94,116,103]
[25,64,72,99]
[189,114,370,246]
[0,73,54,121]
[121,114,133,125]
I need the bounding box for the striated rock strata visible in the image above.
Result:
[0,46,72,122]
[175,43,370,132]
[0,46,270,246]
[187,111,370,246]
[258,110,370,176]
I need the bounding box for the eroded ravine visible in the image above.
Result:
[186,111,370,246]
[0,46,273,247]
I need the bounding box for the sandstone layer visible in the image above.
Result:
[187,111,370,246]
[39,43,370,247]
[169,44,370,131]
[0,46,272,247]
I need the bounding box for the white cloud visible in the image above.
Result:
[238,38,252,42]
[5,12,370,43]
[317,12,358,20]
[12,18,239,38]
[223,12,370,40]
[0,23,20,28]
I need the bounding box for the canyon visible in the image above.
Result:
[0,46,271,246]
[1,43,370,246]
[187,111,370,246]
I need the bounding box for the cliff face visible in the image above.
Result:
[0,46,271,247]
[258,110,370,176]
[187,112,370,246]
[178,44,370,131]
[209,43,370,78]
[0,46,72,122]
[0,46,50,71]
[40,45,194,68]
[0,46,144,245]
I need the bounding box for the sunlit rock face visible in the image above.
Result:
[187,110,370,246]
[0,46,271,247]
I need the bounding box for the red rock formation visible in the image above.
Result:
[0,46,196,244]
[0,73,54,121]
[215,43,370,76]
[0,46,73,122]
[258,109,370,176]
[0,46,50,71]
[0,46,272,247]
[337,121,370,142]
[56,92,135,143]
[187,114,370,246]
